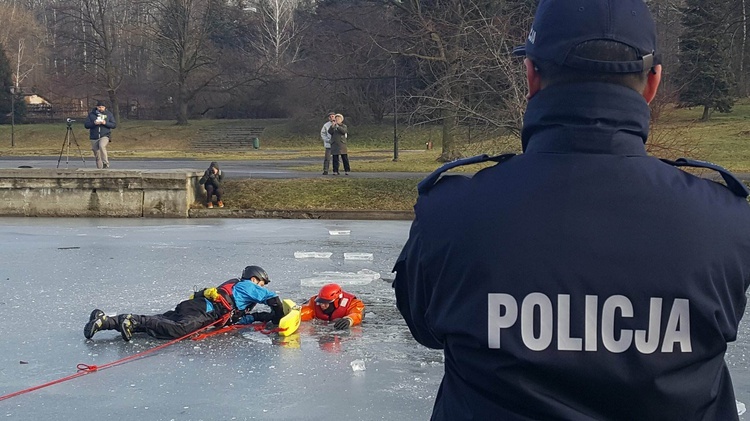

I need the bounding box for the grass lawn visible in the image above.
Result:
[1,99,748,212]
[650,100,750,171]
[223,178,423,211]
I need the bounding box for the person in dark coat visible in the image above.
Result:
[83,100,116,169]
[328,114,351,175]
[393,0,750,420]
[199,161,223,208]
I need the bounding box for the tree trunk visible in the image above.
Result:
[438,106,461,162]
[177,83,189,125]
[742,0,747,95]
[701,105,711,121]
[107,89,120,123]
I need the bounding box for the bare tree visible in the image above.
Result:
[145,0,223,124]
[734,0,748,96]
[382,0,532,161]
[292,1,401,122]
[52,0,129,120]
[0,4,45,90]
[254,0,307,68]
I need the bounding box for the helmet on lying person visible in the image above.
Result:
[315,283,343,308]
[241,265,270,284]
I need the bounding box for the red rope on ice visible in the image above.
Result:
[0,313,231,402]
[191,321,286,341]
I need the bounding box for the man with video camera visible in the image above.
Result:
[84,100,116,169]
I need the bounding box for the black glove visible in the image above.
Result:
[333,318,351,330]
[250,311,273,323]
[228,309,244,325]
[265,296,285,325]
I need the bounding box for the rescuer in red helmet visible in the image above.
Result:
[300,283,365,330]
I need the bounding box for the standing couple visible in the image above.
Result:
[320,112,351,175]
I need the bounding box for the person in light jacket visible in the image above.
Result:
[320,112,335,175]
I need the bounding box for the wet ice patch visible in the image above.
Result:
[241,331,272,345]
[344,253,373,261]
[300,269,381,287]
[294,252,333,259]
[151,244,188,249]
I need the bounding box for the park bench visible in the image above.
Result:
[190,126,265,150]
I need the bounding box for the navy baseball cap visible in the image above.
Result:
[513,0,658,73]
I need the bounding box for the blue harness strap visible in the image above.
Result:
[661,158,750,198]
[418,153,516,195]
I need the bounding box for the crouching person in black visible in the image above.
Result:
[84,265,285,342]
[199,161,224,208]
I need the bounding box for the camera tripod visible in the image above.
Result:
[57,120,86,168]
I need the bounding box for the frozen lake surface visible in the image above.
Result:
[1,217,750,420]
[0,218,442,420]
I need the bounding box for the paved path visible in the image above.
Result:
[0,156,431,179]
[2,156,747,184]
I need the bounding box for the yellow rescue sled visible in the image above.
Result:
[278,299,301,337]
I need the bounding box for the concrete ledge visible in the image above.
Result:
[189,208,414,220]
[0,168,203,217]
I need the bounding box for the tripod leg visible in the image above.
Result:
[66,130,71,167]
[57,129,70,169]
[70,129,87,167]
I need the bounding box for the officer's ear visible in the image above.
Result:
[642,64,662,104]
[525,58,542,100]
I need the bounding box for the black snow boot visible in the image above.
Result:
[118,314,139,342]
[84,309,118,339]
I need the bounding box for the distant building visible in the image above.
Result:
[24,94,52,107]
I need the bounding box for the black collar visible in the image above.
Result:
[521,82,651,156]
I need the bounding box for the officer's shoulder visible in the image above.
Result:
[417,153,516,195]
[661,157,749,198]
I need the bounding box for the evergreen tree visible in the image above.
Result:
[675,0,735,120]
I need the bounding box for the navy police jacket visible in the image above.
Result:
[393,82,750,420]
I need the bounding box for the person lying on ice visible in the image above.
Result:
[84,265,285,341]
[300,283,365,330]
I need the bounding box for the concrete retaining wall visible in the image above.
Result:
[0,169,203,217]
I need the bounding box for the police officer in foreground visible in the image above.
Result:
[393,0,750,419]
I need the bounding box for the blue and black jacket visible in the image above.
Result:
[83,108,116,140]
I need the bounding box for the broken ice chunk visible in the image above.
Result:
[344,252,373,260]
[300,269,381,287]
[350,359,366,372]
[294,252,333,259]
